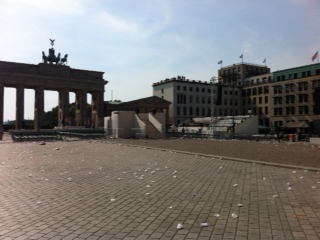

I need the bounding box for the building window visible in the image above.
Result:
[183,86,187,91]
[202,97,205,104]
[259,97,262,104]
[202,108,205,116]
[253,107,257,115]
[273,85,282,94]
[183,107,187,116]
[299,106,303,114]
[264,96,268,103]
[285,83,295,92]
[299,94,308,103]
[264,86,269,94]
[274,108,283,116]
[274,97,282,105]
[196,96,199,103]
[258,87,263,95]
[189,87,193,91]
[202,88,205,93]
[300,106,309,114]
[189,95,193,103]
[290,95,295,104]
[189,107,193,116]
[265,106,268,114]
[177,106,181,115]
[286,107,290,115]
[196,108,199,116]
[252,88,257,95]
[196,87,199,92]
[177,94,186,104]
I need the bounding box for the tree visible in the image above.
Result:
[43,103,92,128]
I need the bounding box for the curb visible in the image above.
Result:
[108,142,320,173]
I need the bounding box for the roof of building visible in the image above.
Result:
[281,121,309,129]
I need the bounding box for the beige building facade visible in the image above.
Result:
[153,62,320,135]
[153,76,212,126]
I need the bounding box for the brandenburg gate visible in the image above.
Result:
[0,40,108,129]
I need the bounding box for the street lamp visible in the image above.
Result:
[232,83,235,134]
[210,76,217,138]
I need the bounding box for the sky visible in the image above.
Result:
[0,0,319,121]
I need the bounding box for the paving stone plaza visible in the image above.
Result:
[0,140,320,240]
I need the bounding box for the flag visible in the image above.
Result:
[239,54,243,59]
[263,58,266,63]
[218,60,222,64]
[312,51,318,62]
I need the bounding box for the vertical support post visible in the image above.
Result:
[91,91,104,127]
[232,84,235,134]
[0,84,3,140]
[34,86,44,130]
[75,90,87,126]
[16,85,24,129]
[58,89,69,128]
[210,77,216,139]
[0,83,4,126]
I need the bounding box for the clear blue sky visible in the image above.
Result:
[0,0,319,121]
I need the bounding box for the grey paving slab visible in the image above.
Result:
[0,140,320,240]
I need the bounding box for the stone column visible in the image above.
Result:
[58,89,69,127]
[0,84,3,140]
[16,85,24,129]
[75,90,87,126]
[91,91,104,127]
[0,83,4,126]
[34,86,44,130]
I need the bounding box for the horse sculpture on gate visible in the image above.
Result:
[41,39,68,65]
[60,54,68,65]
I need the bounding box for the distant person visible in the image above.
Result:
[295,131,299,142]
[277,131,284,143]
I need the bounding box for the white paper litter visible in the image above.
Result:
[177,223,183,229]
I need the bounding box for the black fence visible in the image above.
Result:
[10,128,106,142]
[166,132,313,141]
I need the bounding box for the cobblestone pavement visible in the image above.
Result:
[1,140,320,240]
